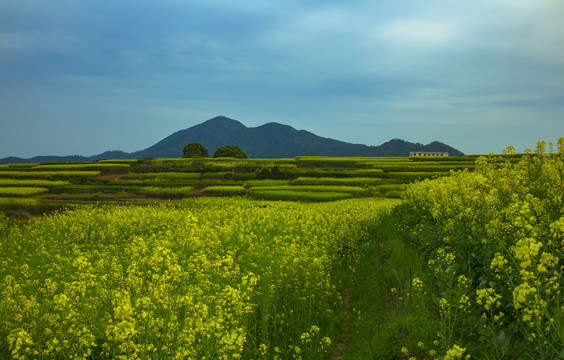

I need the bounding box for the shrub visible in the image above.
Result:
[213,145,248,159]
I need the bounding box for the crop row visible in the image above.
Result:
[251,190,355,202]
[0,179,70,187]
[30,163,130,171]
[251,185,367,194]
[0,187,49,197]
[0,171,101,178]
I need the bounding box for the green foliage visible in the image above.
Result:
[0,187,49,197]
[182,142,209,158]
[256,165,294,180]
[213,145,248,159]
[251,190,355,202]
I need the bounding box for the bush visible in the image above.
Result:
[213,145,248,159]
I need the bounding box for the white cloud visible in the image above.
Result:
[376,19,459,46]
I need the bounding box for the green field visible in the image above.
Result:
[0,155,480,210]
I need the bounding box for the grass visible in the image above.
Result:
[136,186,193,195]
[343,215,433,360]
[292,177,383,186]
[251,190,355,201]
[250,185,367,194]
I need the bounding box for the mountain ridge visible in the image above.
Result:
[0,115,464,164]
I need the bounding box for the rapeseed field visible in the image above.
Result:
[0,198,397,359]
[393,140,564,359]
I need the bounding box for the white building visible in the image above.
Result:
[409,151,449,157]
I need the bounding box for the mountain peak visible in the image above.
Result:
[255,122,297,133]
[199,116,246,130]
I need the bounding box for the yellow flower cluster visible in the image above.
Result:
[412,277,424,292]
[475,288,501,311]
[443,344,469,360]
[489,253,508,279]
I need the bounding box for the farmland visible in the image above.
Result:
[0,155,478,215]
[1,143,563,359]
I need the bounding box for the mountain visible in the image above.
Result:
[0,116,464,164]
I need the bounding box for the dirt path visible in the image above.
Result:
[331,272,354,360]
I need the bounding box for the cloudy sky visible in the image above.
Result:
[1,0,563,158]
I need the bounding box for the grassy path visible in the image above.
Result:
[340,217,427,360]
[331,273,354,360]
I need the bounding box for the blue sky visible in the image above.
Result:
[1,0,563,158]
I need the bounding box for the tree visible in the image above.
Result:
[213,145,248,159]
[182,143,209,158]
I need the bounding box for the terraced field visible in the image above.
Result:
[0,156,475,211]
[0,155,486,216]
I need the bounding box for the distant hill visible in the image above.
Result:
[0,116,464,164]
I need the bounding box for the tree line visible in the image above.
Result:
[183,143,247,159]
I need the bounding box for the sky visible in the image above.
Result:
[1,0,563,158]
